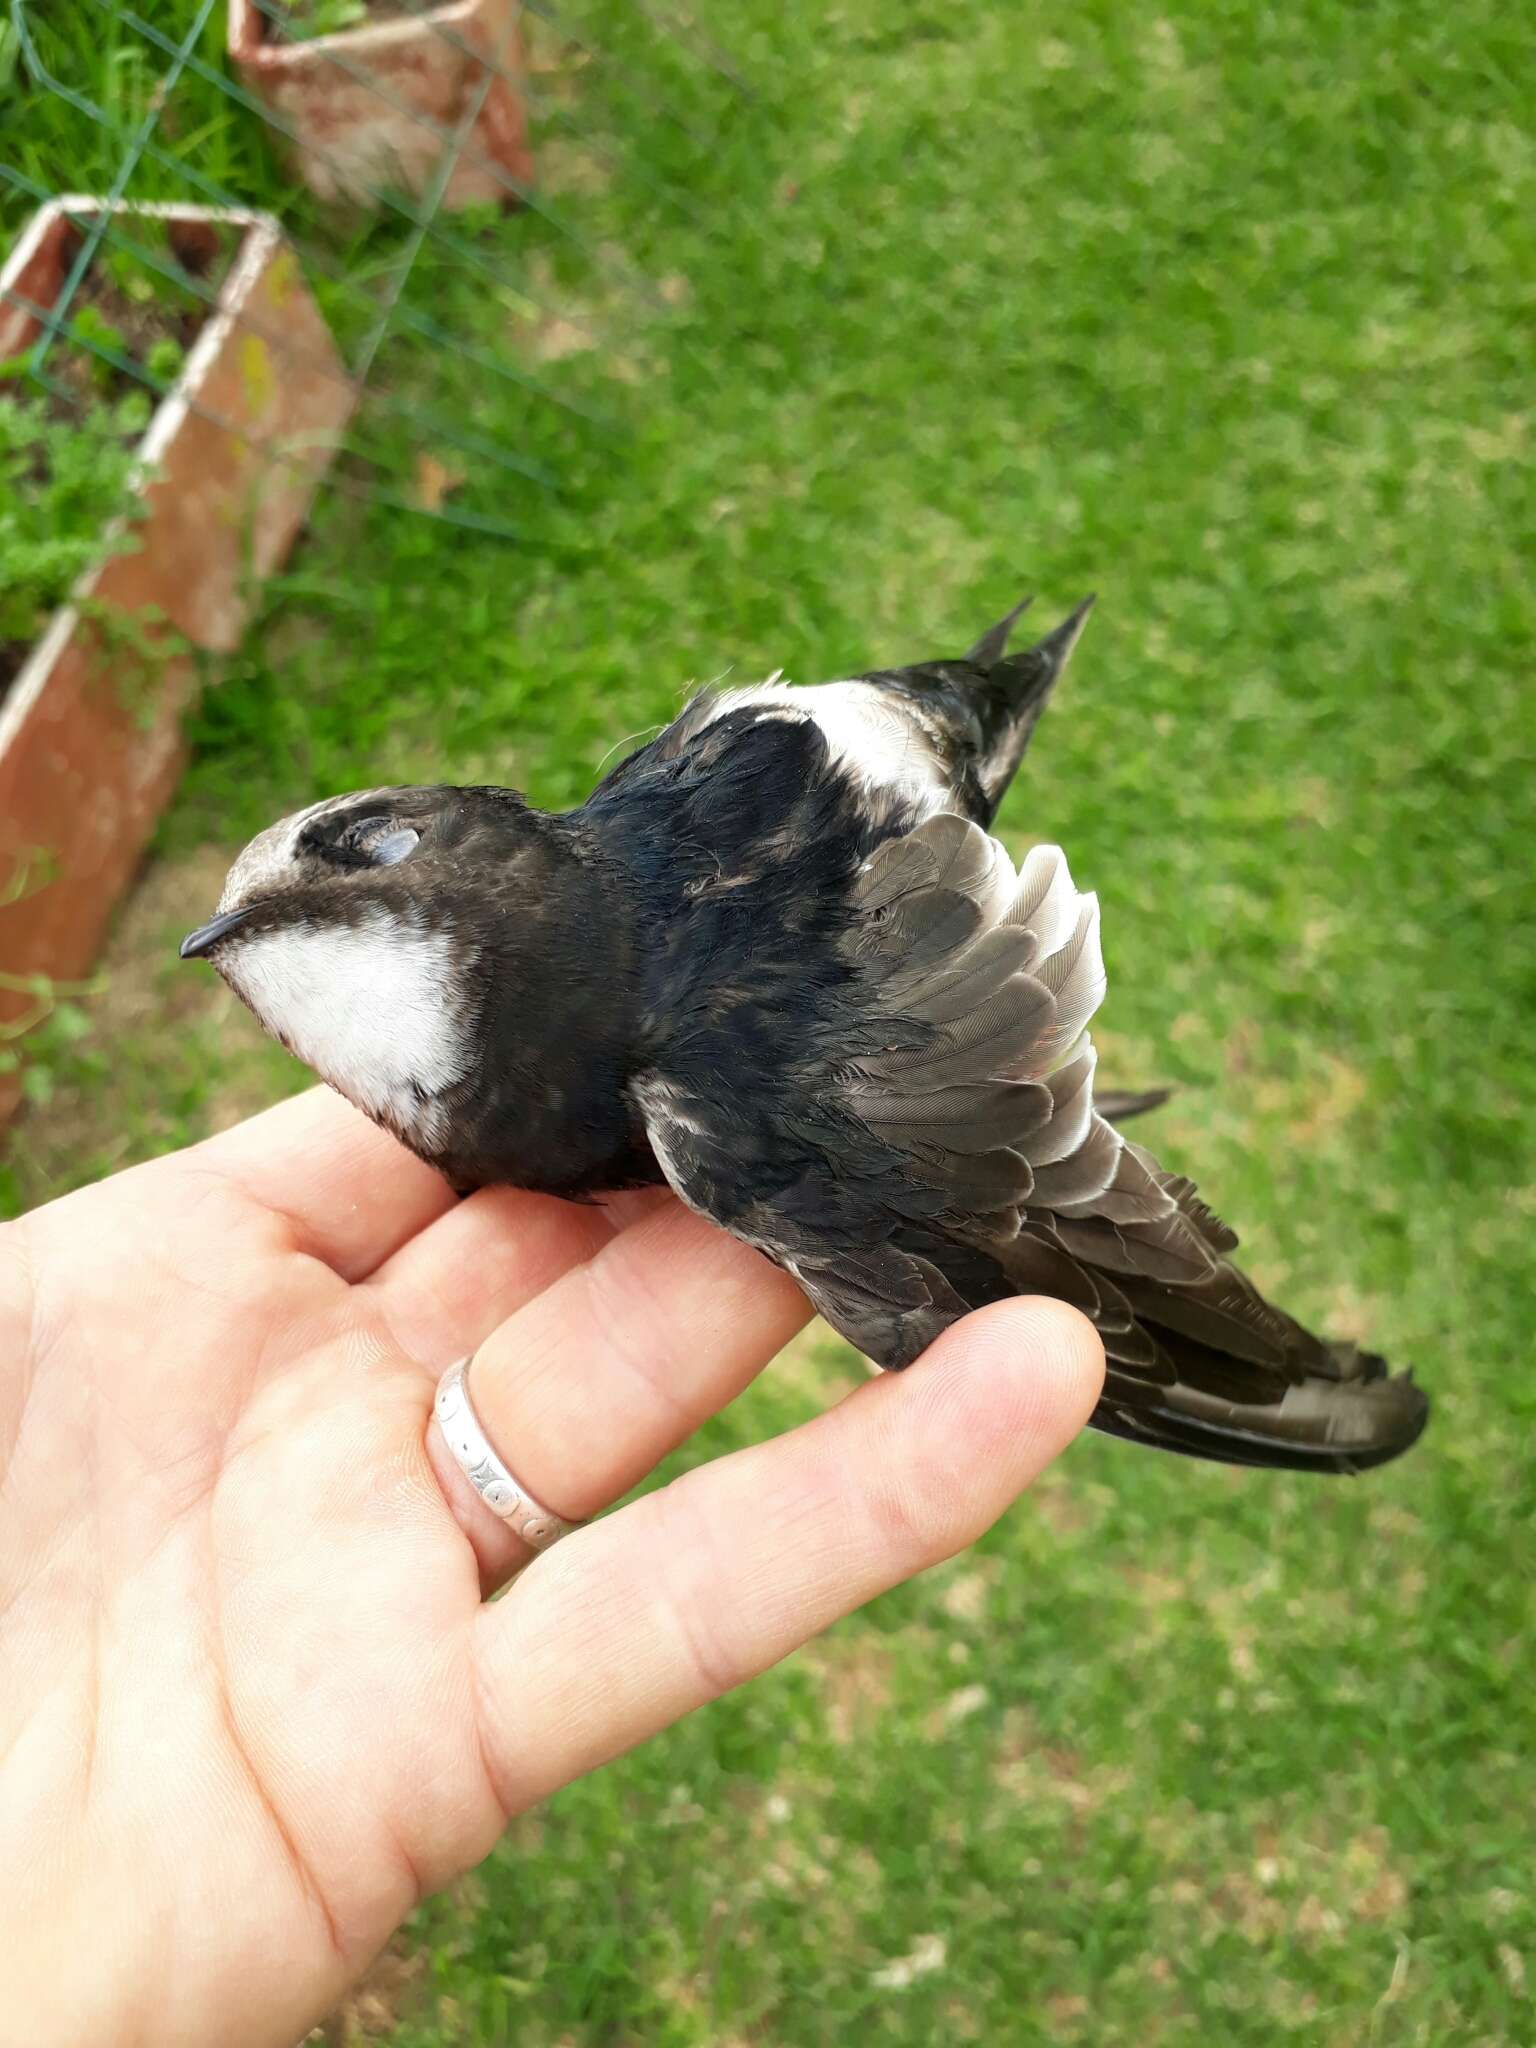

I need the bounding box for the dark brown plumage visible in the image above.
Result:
[182,597,1428,1473]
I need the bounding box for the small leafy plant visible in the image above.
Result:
[93,219,216,390]
[0,386,148,676]
[0,226,215,687]
[67,302,129,393]
[277,0,372,41]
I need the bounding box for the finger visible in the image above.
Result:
[186,1088,456,1280]
[366,1186,617,1366]
[472,1298,1105,1811]
[426,1200,811,1584]
[367,1185,676,1368]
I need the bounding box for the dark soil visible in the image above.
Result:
[43,272,198,416]
[0,641,32,695]
[270,0,425,46]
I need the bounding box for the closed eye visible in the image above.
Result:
[369,826,419,865]
[300,818,421,869]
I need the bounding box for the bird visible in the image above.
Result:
[179,597,1428,1473]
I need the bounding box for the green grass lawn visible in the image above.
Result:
[6,0,1535,2039]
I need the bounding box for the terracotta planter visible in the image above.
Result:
[228,0,533,211]
[0,198,355,1119]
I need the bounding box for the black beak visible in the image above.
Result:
[179,908,250,960]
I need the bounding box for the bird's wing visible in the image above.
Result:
[634,813,1427,1471]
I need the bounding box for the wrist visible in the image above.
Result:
[1,1724,334,2048]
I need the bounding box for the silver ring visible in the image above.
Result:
[433,1357,580,1552]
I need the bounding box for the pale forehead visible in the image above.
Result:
[218,788,394,911]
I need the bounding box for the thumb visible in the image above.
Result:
[469,1297,1105,1814]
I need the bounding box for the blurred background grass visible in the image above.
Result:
[5,0,1535,2040]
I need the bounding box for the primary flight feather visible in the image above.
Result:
[181,599,1428,1474]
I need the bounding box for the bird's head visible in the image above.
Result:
[179,784,564,1150]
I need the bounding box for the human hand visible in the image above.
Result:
[0,1088,1103,2048]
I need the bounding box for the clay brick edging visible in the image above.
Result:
[0,198,356,1120]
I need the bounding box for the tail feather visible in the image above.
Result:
[965,594,1035,667]
[848,592,1094,827]
[972,595,1096,814]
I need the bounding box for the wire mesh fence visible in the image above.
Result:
[0,0,747,1098]
[2,0,746,540]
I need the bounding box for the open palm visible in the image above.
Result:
[1,1088,1101,2047]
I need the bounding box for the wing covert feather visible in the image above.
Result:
[634,812,1427,1470]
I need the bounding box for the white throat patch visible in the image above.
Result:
[224,909,469,1146]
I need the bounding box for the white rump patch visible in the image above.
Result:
[222,909,469,1146]
[719,679,951,816]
